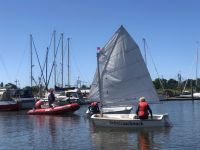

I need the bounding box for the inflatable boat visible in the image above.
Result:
[27,103,80,115]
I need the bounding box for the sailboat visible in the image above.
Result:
[90,25,171,127]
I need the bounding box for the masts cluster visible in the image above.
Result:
[30,31,71,93]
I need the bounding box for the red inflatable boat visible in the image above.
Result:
[27,103,80,115]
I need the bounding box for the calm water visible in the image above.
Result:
[0,101,200,150]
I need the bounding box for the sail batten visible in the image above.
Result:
[88,26,159,105]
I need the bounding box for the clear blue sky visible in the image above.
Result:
[0,0,200,88]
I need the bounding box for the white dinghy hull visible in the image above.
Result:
[86,106,132,117]
[102,107,133,114]
[91,113,171,128]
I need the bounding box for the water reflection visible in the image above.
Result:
[137,130,150,150]
[27,114,82,149]
[1,102,199,149]
[90,125,171,150]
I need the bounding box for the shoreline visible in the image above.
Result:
[160,97,200,101]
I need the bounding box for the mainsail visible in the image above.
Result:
[88,25,159,106]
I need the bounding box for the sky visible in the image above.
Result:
[0,0,200,88]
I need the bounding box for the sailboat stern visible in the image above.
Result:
[162,113,172,127]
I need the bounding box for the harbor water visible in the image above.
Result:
[0,100,200,150]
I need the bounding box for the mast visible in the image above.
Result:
[45,47,49,90]
[67,37,70,87]
[54,30,56,88]
[61,33,64,88]
[30,34,33,90]
[142,38,147,65]
[196,43,198,89]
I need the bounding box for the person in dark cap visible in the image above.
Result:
[48,88,55,108]
[88,102,100,114]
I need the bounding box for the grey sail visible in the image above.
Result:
[88,25,159,106]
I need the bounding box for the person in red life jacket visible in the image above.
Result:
[88,102,100,114]
[136,97,153,119]
[48,88,55,108]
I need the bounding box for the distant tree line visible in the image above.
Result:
[1,78,198,97]
[153,78,199,97]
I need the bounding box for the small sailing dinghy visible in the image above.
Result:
[27,103,80,115]
[90,25,171,128]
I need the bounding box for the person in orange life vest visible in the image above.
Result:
[88,102,100,114]
[136,97,153,119]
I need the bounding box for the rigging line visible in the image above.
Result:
[0,54,11,81]
[32,76,39,87]
[182,50,198,93]
[48,32,54,50]
[144,42,165,91]
[15,38,29,80]
[32,38,46,84]
[39,32,54,86]
[47,35,62,87]
[34,32,54,87]
[70,42,88,84]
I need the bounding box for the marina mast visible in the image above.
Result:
[196,42,199,89]
[54,30,56,88]
[67,37,70,87]
[61,33,64,88]
[30,34,33,90]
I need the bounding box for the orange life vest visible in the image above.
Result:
[138,101,149,117]
[91,102,98,107]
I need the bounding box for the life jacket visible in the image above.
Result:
[138,101,149,117]
[89,102,99,113]
[90,102,98,107]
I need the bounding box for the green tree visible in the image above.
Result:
[153,78,161,89]
[81,85,88,89]
[153,78,167,89]
[167,79,178,89]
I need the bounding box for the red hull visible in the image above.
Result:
[27,103,80,115]
[0,101,19,111]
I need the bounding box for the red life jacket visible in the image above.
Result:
[90,102,98,107]
[138,101,149,117]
